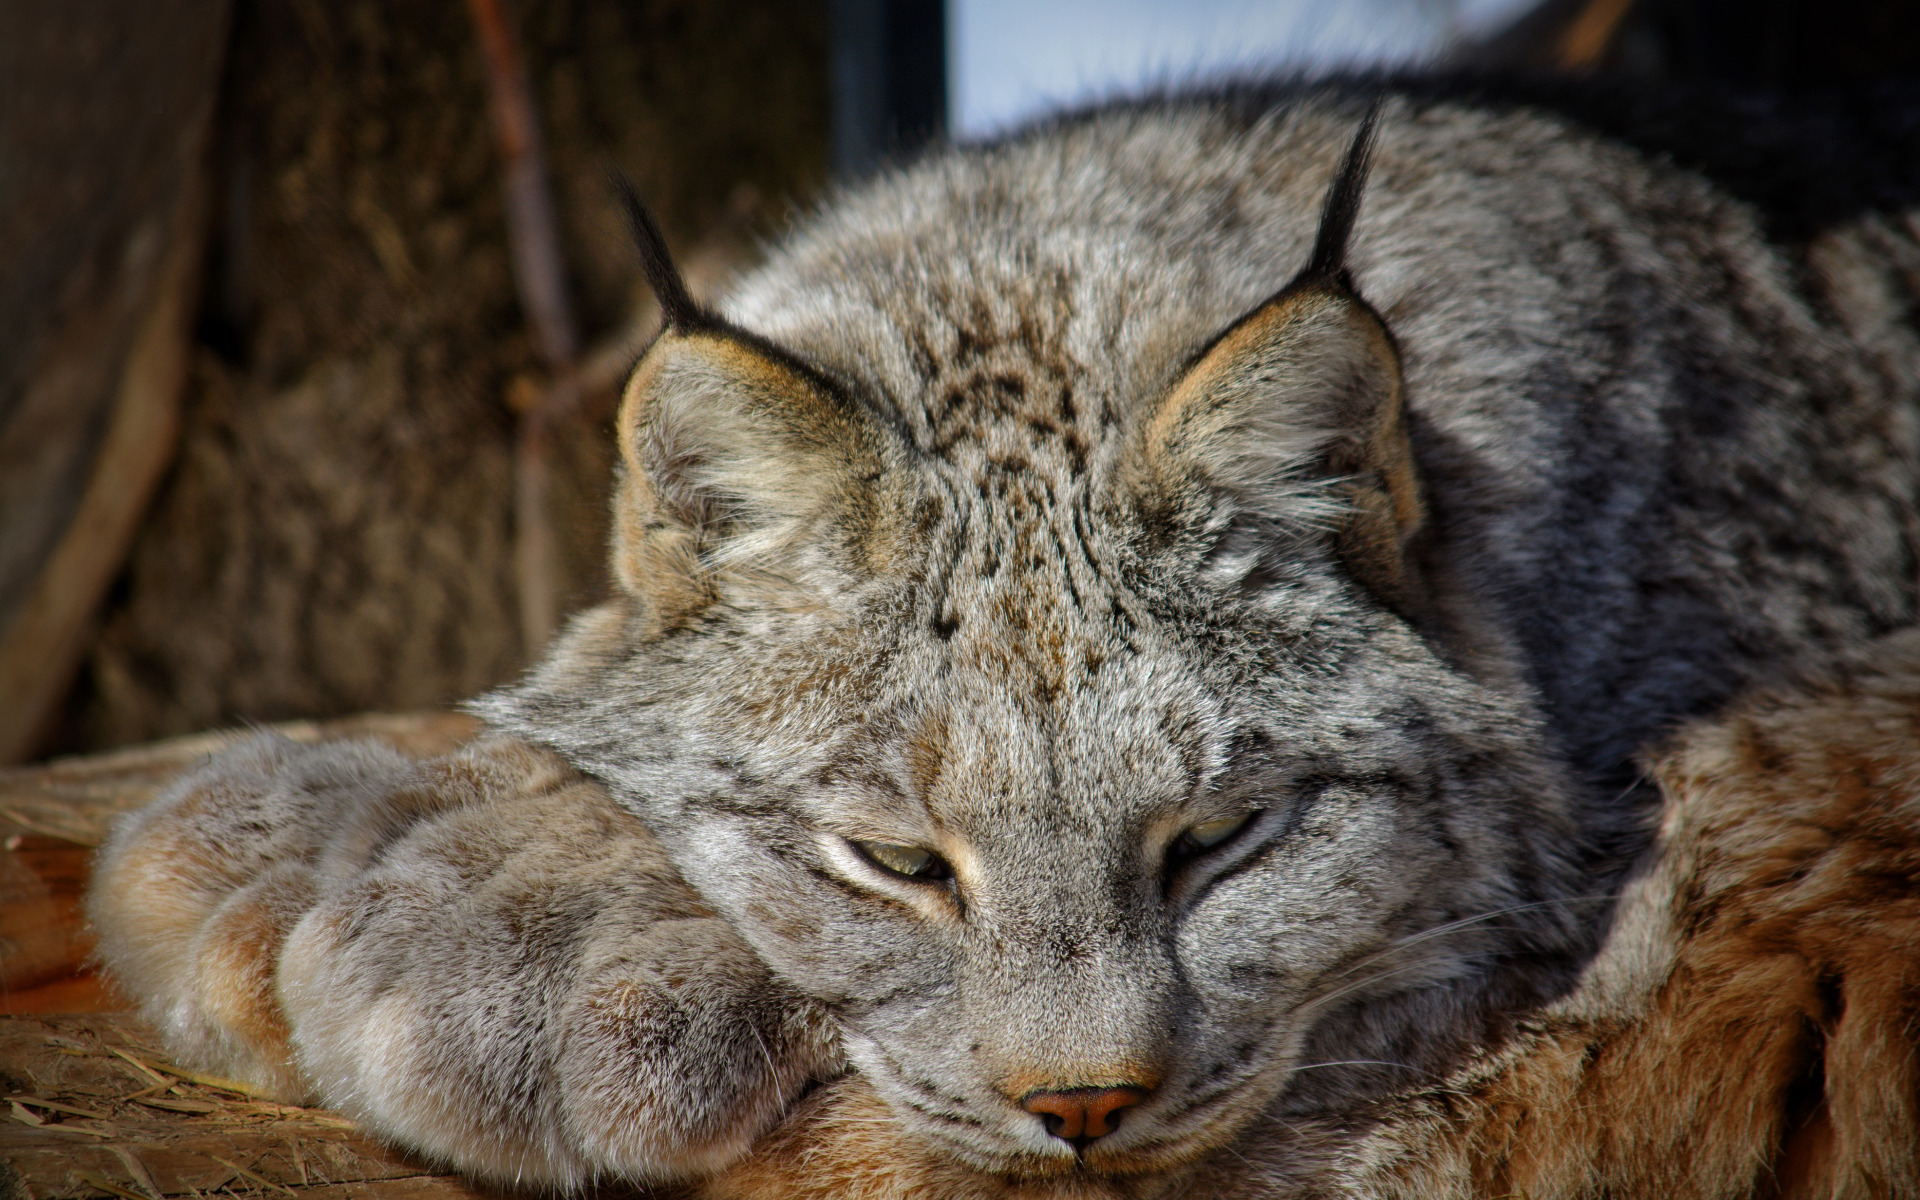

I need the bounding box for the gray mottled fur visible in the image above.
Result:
[89,735,839,1185]
[90,82,1920,1191]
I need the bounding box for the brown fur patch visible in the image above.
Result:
[993,1065,1165,1109]
[1281,632,1920,1200]
[191,869,311,1098]
[704,1077,1135,1200]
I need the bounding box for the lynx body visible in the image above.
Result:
[90,82,1920,1192]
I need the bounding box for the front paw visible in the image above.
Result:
[86,733,415,1098]
[559,917,844,1180]
[278,754,840,1185]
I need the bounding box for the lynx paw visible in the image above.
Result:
[559,918,843,1179]
[87,734,415,1097]
[278,762,842,1184]
[91,732,841,1185]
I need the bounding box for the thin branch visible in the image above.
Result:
[466,0,578,375]
[0,157,209,764]
[465,0,581,653]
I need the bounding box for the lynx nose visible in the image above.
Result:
[1021,1086,1150,1145]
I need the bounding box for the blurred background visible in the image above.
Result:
[4,0,1920,764]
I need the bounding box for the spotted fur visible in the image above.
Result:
[481,82,1920,1178]
[89,79,1920,1191]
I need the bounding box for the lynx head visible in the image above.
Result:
[484,107,1588,1184]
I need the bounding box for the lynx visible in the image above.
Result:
[89,80,1920,1194]
[707,628,1920,1200]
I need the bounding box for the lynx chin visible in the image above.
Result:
[89,80,1920,1195]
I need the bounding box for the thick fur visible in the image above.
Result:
[88,634,1920,1197]
[698,628,1920,1199]
[88,735,840,1185]
[479,84,1920,1177]
[89,81,1920,1192]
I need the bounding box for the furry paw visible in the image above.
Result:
[558,917,841,1178]
[91,732,842,1185]
[87,734,415,1097]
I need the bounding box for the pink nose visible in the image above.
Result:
[1021,1086,1150,1143]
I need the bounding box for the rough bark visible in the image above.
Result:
[61,0,826,753]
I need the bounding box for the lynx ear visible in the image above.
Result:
[1136,103,1426,609]
[609,181,898,634]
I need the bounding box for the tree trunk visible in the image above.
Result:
[35,0,826,756]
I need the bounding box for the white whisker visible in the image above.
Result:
[1320,894,1613,992]
[1288,1058,1423,1075]
[1297,946,1503,1021]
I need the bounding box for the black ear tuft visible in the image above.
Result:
[611,172,717,333]
[1301,99,1383,284]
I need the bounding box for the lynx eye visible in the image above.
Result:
[1186,815,1250,848]
[853,840,951,882]
[1168,812,1253,871]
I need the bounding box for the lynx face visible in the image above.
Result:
[484,107,1594,1182]
[618,527,1579,1181]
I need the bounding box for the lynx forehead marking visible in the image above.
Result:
[899,274,1136,701]
[901,266,1105,469]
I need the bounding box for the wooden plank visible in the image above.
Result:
[0,0,236,764]
[0,833,97,1005]
[0,973,123,1018]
